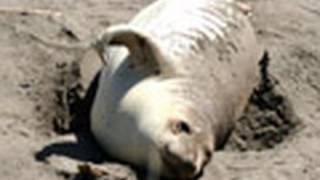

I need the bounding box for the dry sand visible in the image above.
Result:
[0,0,320,179]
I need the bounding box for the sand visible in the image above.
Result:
[0,0,320,179]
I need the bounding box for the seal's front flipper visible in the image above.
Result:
[92,25,176,77]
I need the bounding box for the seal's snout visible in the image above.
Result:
[159,117,214,178]
[162,144,198,178]
[174,156,197,178]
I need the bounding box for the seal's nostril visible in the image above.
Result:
[205,149,212,159]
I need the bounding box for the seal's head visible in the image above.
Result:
[126,78,215,179]
[93,25,214,179]
[155,102,215,179]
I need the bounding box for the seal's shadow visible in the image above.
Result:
[35,71,106,163]
[35,132,105,163]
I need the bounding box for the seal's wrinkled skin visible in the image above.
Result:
[91,0,263,178]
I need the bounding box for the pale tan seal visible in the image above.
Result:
[91,0,263,179]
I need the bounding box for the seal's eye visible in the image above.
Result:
[177,121,191,134]
[170,119,192,135]
[176,121,191,134]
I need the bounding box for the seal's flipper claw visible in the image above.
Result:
[78,163,109,178]
[235,1,252,16]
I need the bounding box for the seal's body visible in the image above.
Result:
[91,0,262,178]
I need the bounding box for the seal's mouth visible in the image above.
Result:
[160,146,202,179]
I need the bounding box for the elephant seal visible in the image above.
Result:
[91,0,263,179]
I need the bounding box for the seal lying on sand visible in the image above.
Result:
[91,0,263,178]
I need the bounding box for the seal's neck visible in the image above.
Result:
[118,77,187,136]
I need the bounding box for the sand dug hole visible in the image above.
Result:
[41,48,301,179]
